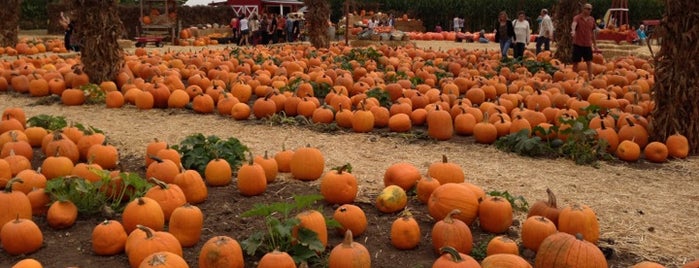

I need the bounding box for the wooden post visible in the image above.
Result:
[345,0,350,45]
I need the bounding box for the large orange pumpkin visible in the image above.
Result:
[198,236,244,268]
[290,145,324,181]
[428,183,479,224]
[383,162,421,190]
[431,209,473,254]
[534,232,607,267]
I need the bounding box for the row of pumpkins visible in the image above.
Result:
[2,42,690,163]
[2,105,696,267]
[0,38,69,56]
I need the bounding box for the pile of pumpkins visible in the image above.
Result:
[1,37,68,56]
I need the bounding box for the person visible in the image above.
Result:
[387,14,395,27]
[275,13,286,43]
[268,14,277,44]
[453,16,461,33]
[435,24,442,33]
[478,29,489,43]
[238,15,250,46]
[494,11,515,60]
[367,16,378,30]
[285,13,295,42]
[248,13,259,45]
[571,3,598,80]
[536,8,554,55]
[637,24,647,45]
[512,11,530,60]
[230,15,239,44]
[59,12,77,51]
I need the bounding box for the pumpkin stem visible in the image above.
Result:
[625,117,635,127]
[399,208,413,219]
[4,178,23,193]
[574,233,585,241]
[341,229,354,247]
[137,197,146,206]
[264,150,269,159]
[444,209,461,224]
[438,246,464,263]
[148,177,169,189]
[441,154,448,163]
[247,151,254,165]
[149,155,164,163]
[545,188,558,208]
[101,219,111,225]
[136,225,155,239]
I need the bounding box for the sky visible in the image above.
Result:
[183,0,224,6]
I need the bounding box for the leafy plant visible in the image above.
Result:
[365,87,392,108]
[45,171,151,215]
[487,190,529,212]
[497,57,559,76]
[240,194,337,266]
[470,234,494,261]
[310,81,332,100]
[494,129,558,157]
[171,134,248,174]
[27,114,68,131]
[80,83,106,104]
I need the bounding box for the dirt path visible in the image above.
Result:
[2,92,697,265]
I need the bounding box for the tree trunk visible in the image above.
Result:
[0,0,21,47]
[649,0,699,154]
[305,0,330,49]
[73,0,124,83]
[553,0,584,64]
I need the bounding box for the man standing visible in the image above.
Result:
[571,3,598,80]
[453,16,461,33]
[536,9,554,55]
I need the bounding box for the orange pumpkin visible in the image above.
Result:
[205,158,232,186]
[169,204,204,247]
[290,145,324,181]
[431,209,473,254]
[416,176,441,204]
[478,196,513,234]
[534,232,607,267]
[198,236,244,268]
[328,230,371,268]
[557,203,600,244]
[236,153,267,196]
[521,216,557,252]
[320,164,357,204]
[485,236,519,256]
[432,246,480,268]
[333,204,367,237]
[257,250,296,268]
[481,254,532,268]
[427,155,465,184]
[428,183,479,225]
[92,220,128,256]
[390,210,421,250]
[383,162,421,190]
[0,216,43,255]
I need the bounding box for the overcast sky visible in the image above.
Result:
[183,0,223,6]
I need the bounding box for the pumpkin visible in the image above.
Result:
[557,203,600,244]
[92,219,128,256]
[0,178,32,228]
[253,151,278,183]
[155,146,181,168]
[127,225,183,268]
[198,236,244,268]
[27,188,50,216]
[257,250,296,268]
[333,204,367,236]
[521,216,557,252]
[138,251,188,268]
[144,178,187,221]
[290,145,325,181]
[71,162,104,183]
[644,141,668,163]
[416,176,441,204]
[328,230,371,268]
[11,258,43,268]
[77,132,106,161]
[87,142,119,170]
[431,209,473,254]
[352,103,375,133]
[169,204,204,247]
[527,188,561,226]
[682,260,699,268]
[145,138,168,167]
[666,133,689,158]
[618,117,649,148]
[0,132,32,159]
[13,169,47,194]
[375,185,408,213]
[427,105,454,140]
[428,183,479,225]
[146,156,180,184]
[388,113,412,132]
[534,232,607,267]
[481,254,532,268]
[320,164,357,204]
[231,103,251,120]
[474,112,498,144]
[4,149,32,176]
[173,169,208,204]
[616,139,641,162]
[274,145,294,172]
[61,88,86,105]
[24,127,47,147]
[630,262,666,268]
[44,131,79,164]
[40,153,74,180]
[237,152,267,196]
[432,246,480,268]
[486,236,519,256]
[0,158,11,186]
[122,197,165,234]
[205,158,232,186]
[390,210,421,250]
[294,210,328,248]
[46,200,78,229]
[383,162,421,190]
[478,196,513,234]
[427,155,465,184]
[0,216,43,255]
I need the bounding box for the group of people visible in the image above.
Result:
[230,12,304,46]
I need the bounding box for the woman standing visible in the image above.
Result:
[494,11,515,60]
[238,15,249,46]
[248,14,259,45]
[512,11,530,59]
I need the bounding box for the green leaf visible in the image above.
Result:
[240,232,265,256]
[26,114,67,131]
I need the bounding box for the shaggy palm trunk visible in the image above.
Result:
[650,0,699,154]
[0,0,21,47]
[553,0,584,64]
[73,0,124,83]
[305,0,330,49]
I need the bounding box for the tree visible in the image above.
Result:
[305,0,331,49]
[650,0,699,154]
[73,0,124,83]
[553,0,584,64]
[0,0,21,47]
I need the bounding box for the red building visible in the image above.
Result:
[225,0,304,17]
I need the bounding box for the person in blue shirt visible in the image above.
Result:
[637,24,647,45]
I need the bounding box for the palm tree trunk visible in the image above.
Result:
[305,0,330,49]
[0,0,21,47]
[553,0,584,64]
[650,0,699,154]
[73,0,124,83]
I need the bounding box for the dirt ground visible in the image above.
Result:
[1,40,697,268]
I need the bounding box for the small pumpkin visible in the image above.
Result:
[0,216,43,255]
[169,204,204,247]
[320,164,357,204]
[431,209,473,254]
[274,145,294,172]
[666,133,689,158]
[205,158,232,186]
[644,141,668,163]
[416,176,441,204]
[27,188,50,216]
[427,155,465,184]
[127,225,183,268]
[257,250,296,268]
[333,204,367,237]
[486,236,519,256]
[432,246,480,268]
[478,196,513,234]
[328,230,371,268]
[481,254,532,268]
[46,199,78,229]
[428,183,479,225]
[138,251,188,268]
[534,232,607,267]
[616,138,641,162]
[92,219,128,256]
[198,236,244,268]
[521,216,557,252]
[290,145,325,181]
[121,197,165,234]
[557,203,600,244]
[253,151,278,183]
[40,153,74,180]
[145,178,187,221]
[630,261,666,268]
[11,258,43,268]
[383,162,421,191]
[146,156,180,184]
[527,188,561,226]
[375,185,408,213]
[236,152,268,196]
[173,168,208,204]
[294,210,328,248]
[390,210,421,250]
[0,178,33,228]
[145,138,168,167]
[13,169,47,194]
[474,112,498,144]
[427,105,454,140]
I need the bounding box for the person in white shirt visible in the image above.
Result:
[453,16,461,33]
[536,8,554,54]
[512,11,530,59]
[238,15,250,46]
